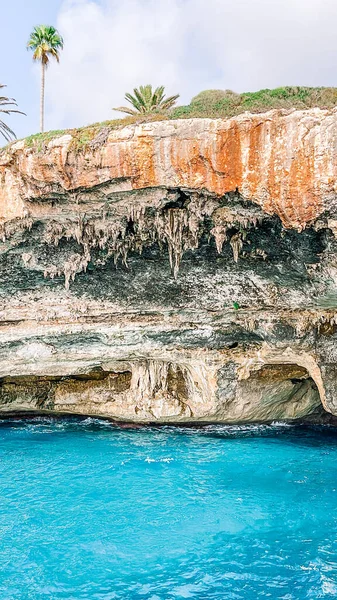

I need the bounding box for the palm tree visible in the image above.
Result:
[27,25,64,133]
[0,84,25,142]
[114,85,180,116]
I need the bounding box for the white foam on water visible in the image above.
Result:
[145,457,174,463]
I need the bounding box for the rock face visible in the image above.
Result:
[1,108,337,423]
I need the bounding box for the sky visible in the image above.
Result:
[2,0,337,140]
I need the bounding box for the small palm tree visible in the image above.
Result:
[114,85,180,116]
[27,25,64,133]
[0,84,25,142]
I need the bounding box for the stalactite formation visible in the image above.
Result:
[211,205,266,262]
[4,191,273,288]
[130,360,211,407]
[1,114,337,425]
[0,214,33,242]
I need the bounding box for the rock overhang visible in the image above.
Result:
[1,108,337,228]
[0,110,337,423]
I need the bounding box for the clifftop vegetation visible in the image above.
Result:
[8,86,337,151]
[173,86,337,118]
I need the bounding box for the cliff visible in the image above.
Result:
[1,108,337,423]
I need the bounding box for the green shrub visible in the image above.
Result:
[9,86,337,152]
[171,86,337,120]
[191,89,238,106]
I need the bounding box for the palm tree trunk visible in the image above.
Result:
[40,63,45,133]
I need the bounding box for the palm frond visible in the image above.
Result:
[0,120,16,143]
[113,106,138,116]
[133,88,149,112]
[113,85,180,115]
[160,94,180,110]
[0,84,25,142]
[27,25,64,67]
[152,86,165,109]
[125,92,144,113]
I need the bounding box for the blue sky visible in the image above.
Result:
[1,0,62,138]
[2,0,337,140]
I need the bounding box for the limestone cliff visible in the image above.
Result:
[1,108,337,423]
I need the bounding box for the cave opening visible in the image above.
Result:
[239,363,331,424]
[0,369,133,417]
[0,361,332,426]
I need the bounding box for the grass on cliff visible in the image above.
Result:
[14,86,337,151]
[22,114,166,151]
[172,86,337,118]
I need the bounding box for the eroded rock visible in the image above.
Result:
[0,112,337,423]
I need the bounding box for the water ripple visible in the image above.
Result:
[0,419,336,598]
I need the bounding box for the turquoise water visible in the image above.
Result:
[0,419,337,599]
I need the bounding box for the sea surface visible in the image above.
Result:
[0,418,337,599]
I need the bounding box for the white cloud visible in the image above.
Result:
[46,0,337,130]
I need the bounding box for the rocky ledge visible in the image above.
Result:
[1,108,337,424]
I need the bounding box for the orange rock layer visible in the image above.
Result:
[1,108,337,229]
